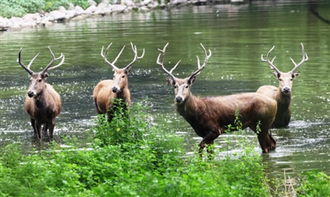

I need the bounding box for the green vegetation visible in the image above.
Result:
[0,103,329,196]
[0,0,103,18]
[297,171,330,197]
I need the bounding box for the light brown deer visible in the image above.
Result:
[257,43,308,128]
[18,47,65,140]
[93,42,144,121]
[157,43,277,153]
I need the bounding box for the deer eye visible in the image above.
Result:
[38,79,42,82]
[279,79,283,81]
[122,75,125,78]
[174,85,178,89]
[185,85,189,88]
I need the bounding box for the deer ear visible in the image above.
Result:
[188,76,197,85]
[273,72,280,79]
[167,77,175,86]
[42,72,49,78]
[125,68,131,75]
[292,72,299,78]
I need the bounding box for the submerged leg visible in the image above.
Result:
[48,123,55,141]
[199,130,220,155]
[31,119,37,137]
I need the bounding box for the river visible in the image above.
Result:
[0,0,329,177]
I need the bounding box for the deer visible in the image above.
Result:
[18,47,65,141]
[157,43,278,154]
[256,43,308,128]
[93,42,145,121]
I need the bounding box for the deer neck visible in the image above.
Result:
[279,91,292,108]
[176,93,199,117]
[115,86,131,104]
[34,87,47,109]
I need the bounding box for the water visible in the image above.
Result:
[0,1,329,177]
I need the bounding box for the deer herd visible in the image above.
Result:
[16,42,308,154]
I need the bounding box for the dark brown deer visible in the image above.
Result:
[93,42,144,121]
[157,43,277,153]
[257,43,308,128]
[18,47,64,141]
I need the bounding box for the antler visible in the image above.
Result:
[17,48,39,75]
[188,43,212,81]
[100,43,125,70]
[124,42,145,70]
[261,45,281,74]
[41,47,65,74]
[290,43,308,73]
[156,42,181,81]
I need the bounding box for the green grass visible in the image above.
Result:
[0,102,328,196]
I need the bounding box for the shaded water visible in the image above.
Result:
[0,0,329,177]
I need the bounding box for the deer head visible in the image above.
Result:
[17,47,65,98]
[261,43,308,95]
[157,43,212,104]
[101,42,145,93]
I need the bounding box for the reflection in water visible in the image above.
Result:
[0,1,329,176]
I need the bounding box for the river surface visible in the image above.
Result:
[0,0,329,177]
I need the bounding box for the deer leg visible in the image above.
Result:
[42,124,49,140]
[198,131,220,154]
[30,119,37,138]
[48,123,55,141]
[268,132,276,150]
[35,121,42,140]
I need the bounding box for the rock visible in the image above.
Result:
[85,5,97,14]
[110,5,127,13]
[140,0,152,6]
[139,6,150,12]
[95,3,109,15]
[122,0,135,7]
[88,0,97,6]
[0,17,10,31]
[48,10,66,22]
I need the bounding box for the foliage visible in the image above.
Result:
[0,103,272,196]
[0,0,91,17]
[0,0,44,18]
[297,171,330,197]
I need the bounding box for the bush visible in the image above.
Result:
[0,0,44,18]
[0,0,91,17]
[0,103,271,196]
[297,171,330,197]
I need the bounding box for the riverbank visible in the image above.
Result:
[0,0,217,32]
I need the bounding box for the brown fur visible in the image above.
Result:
[257,43,308,128]
[24,82,61,140]
[257,85,291,128]
[18,47,64,141]
[93,76,131,121]
[175,81,277,153]
[158,43,277,153]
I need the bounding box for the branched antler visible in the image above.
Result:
[101,42,144,70]
[156,43,181,81]
[290,43,308,73]
[42,47,65,74]
[261,45,281,74]
[188,43,212,81]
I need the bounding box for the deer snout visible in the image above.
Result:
[175,96,183,103]
[27,91,35,98]
[282,87,291,94]
[112,86,119,93]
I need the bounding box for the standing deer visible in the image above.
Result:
[257,43,308,128]
[93,42,145,121]
[157,43,277,153]
[18,47,65,141]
